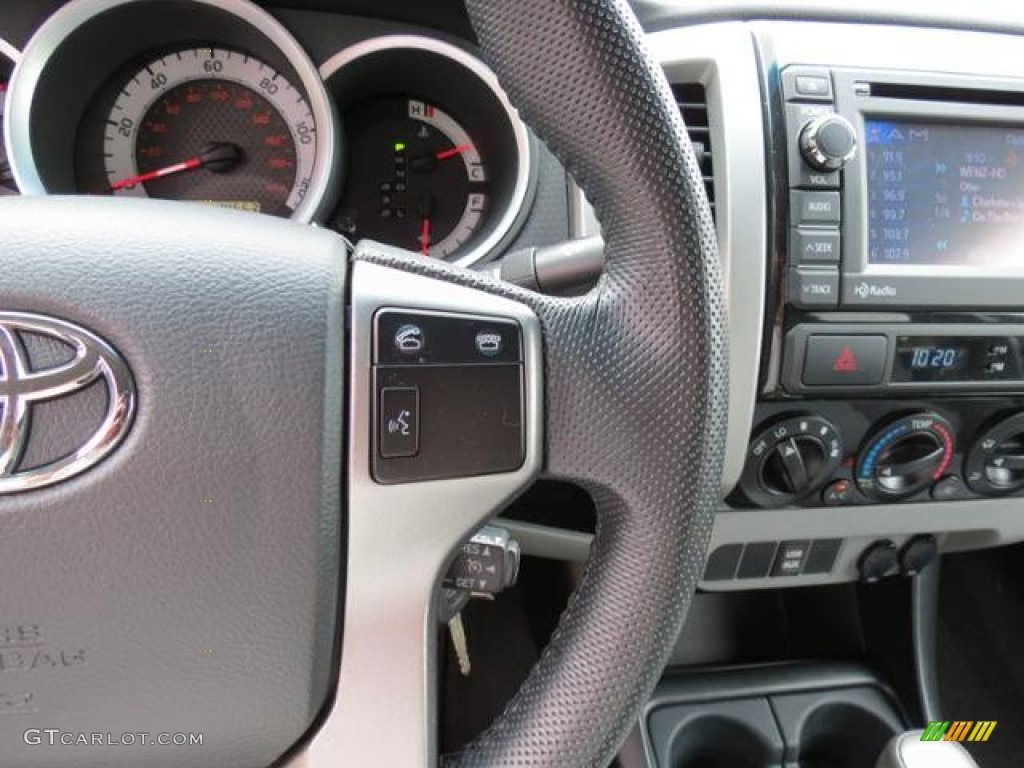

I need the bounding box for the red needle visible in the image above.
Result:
[420,217,431,257]
[109,157,202,191]
[435,144,474,161]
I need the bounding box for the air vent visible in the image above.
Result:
[672,83,715,220]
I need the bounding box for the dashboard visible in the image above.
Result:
[0,0,540,267]
[6,1,1024,598]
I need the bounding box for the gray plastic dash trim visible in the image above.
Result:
[285,260,543,767]
[586,23,764,495]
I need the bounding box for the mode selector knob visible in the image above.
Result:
[799,114,857,172]
[966,412,1024,495]
[740,415,844,509]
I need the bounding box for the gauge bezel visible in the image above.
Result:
[320,35,534,268]
[3,0,338,223]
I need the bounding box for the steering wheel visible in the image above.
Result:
[0,0,724,766]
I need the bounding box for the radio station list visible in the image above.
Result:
[866,119,1024,267]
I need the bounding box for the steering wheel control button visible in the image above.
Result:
[790,190,841,226]
[375,310,521,365]
[394,324,425,356]
[858,539,901,584]
[772,540,811,577]
[899,534,938,576]
[378,387,420,459]
[443,525,521,595]
[474,328,504,358]
[802,335,888,386]
[789,267,839,308]
[372,310,524,484]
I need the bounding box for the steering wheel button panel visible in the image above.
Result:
[372,310,524,484]
[375,310,521,365]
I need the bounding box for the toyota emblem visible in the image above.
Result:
[0,312,135,494]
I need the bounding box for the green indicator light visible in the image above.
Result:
[394,142,406,152]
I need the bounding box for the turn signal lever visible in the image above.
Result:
[483,235,605,294]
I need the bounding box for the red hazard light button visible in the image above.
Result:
[803,335,888,386]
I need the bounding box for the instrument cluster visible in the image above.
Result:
[0,0,534,267]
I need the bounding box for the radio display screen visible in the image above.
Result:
[866,119,1024,268]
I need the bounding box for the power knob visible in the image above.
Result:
[799,114,857,172]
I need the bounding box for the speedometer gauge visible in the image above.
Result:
[97,48,316,217]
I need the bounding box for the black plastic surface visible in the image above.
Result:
[376,310,521,365]
[737,541,778,579]
[647,697,785,768]
[731,398,1024,509]
[704,543,744,581]
[804,539,843,575]
[772,686,904,767]
[644,663,907,768]
[373,363,524,483]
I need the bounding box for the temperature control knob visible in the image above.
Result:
[965,412,1024,495]
[856,413,955,501]
[740,415,843,508]
[799,114,857,172]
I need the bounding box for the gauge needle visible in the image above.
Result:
[109,142,242,191]
[420,217,431,257]
[435,144,474,161]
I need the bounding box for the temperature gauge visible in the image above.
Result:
[334,98,488,260]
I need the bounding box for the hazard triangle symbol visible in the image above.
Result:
[832,345,859,372]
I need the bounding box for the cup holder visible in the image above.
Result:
[646,698,785,768]
[796,703,898,768]
[669,714,774,768]
[772,687,904,768]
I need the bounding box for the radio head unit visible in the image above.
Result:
[784,66,1024,309]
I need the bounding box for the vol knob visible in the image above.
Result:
[799,114,857,172]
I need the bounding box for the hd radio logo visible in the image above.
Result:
[921,720,997,743]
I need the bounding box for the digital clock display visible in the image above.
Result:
[908,346,964,370]
[892,335,1023,384]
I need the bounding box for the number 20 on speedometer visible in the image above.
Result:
[103,47,317,218]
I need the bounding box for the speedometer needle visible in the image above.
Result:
[109,142,242,191]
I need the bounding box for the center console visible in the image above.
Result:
[686,21,1024,591]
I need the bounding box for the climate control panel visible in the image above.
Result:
[732,398,1024,509]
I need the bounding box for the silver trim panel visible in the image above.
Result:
[319,35,533,268]
[3,0,337,223]
[648,23,767,494]
[285,261,543,767]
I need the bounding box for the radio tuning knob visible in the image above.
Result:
[799,114,858,172]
